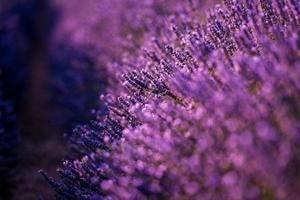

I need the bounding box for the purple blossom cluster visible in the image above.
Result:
[40,0,300,199]
[97,30,300,199]
[48,0,191,136]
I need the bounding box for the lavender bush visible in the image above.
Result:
[41,0,300,199]
[48,0,193,137]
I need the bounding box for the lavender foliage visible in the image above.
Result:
[41,0,300,199]
[47,0,191,137]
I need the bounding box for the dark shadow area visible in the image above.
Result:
[0,1,107,199]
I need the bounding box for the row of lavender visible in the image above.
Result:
[38,0,299,199]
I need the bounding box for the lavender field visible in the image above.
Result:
[0,0,299,199]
